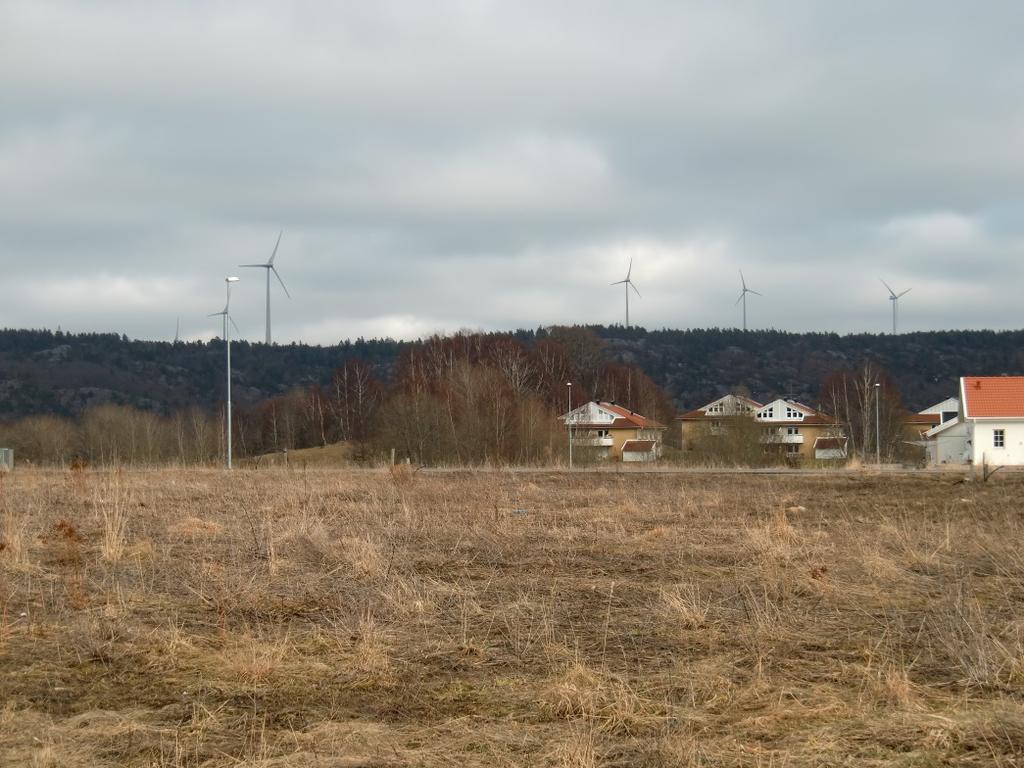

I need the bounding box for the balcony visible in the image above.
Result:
[572,436,614,447]
[760,432,804,445]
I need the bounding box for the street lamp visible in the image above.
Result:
[874,382,881,466]
[225,277,240,469]
[567,382,573,470]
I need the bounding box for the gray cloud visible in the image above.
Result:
[2,1,1022,342]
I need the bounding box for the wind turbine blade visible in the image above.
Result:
[207,311,223,318]
[229,315,241,334]
[626,257,633,281]
[610,279,627,285]
[630,282,641,298]
[879,278,896,297]
[898,288,912,298]
[739,270,747,291]
[749,289,764,297]
[239,263,268,268]
[735,293,745,305]
[272,266,291,298]
[268,230,283,266]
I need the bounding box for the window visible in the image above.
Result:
[597,429,609,438]
[786,426,800,435]
[994,429,1005,448]
[711,420,722,429]
[786,444,800,455]
[785,407,802,419]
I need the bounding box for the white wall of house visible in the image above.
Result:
[622,449,657,462]
[927,421,969,465]
[755,399,812,422]
[969,420,1024,466]
[563,402,618,425]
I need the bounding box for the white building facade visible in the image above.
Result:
[959,376,1024,466]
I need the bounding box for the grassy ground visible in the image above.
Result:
[1,467,1023,766]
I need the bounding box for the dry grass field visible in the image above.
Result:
[2,467,1024,766]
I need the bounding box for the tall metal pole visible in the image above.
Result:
[743,292,747,332]
[567,382,573,469]
[892,299,896,335]
[225,276,240,469]
[265,268,272,345]
[625,284,629,328]
[874,382,881,465]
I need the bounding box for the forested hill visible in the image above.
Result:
[594,327,1024,412]
[1,326,1022,420]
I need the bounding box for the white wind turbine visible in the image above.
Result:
[240,231,290,344]
[880,278,911,334]
[735,270,762,332]
[611,257,641,327]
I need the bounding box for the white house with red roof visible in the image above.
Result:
[958,376,1024,466]
[562,401,666,462]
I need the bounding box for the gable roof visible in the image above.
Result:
[960,376,1024,419]
[622,439,657,452]
[563,401,666,430]
[675,393,762,421]
[813,436,848,450]
[919,397,959,415]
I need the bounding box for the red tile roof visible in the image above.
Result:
[677,408,708,420]
[905,413,943,424]
[597,402,665,429]
[961,376,1024,418]
[814,436,848,450]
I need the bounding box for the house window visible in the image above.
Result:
[785,407,802,419]
[786,444,800,455]
[994,429,1005,448]
[711,420,722,429]
[597,429,609,438]
[786,426,800,435]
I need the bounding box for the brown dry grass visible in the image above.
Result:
[1,467,1023,766]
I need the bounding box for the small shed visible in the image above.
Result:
[0,448,12,471]
[621,439,658,463]
[813,436,848,461]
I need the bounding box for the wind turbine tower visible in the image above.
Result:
[611,258,641,328]
[880,278,911,334]
[735,271,763,332]
[240,231,290,344]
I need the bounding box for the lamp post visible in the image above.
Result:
[874,381,881,466]
[567,382,573,470]
[225,276,240,470]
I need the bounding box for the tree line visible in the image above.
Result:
[0,329,674,466]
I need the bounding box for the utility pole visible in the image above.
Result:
[874,381,881,466]
[225,276,239,469]
[567,382,573,469]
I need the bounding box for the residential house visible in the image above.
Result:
[754,398,847,461]
[677,394,846,461]
[957,376,1024,466]
[563,401,666,462]
[677,394,761,450]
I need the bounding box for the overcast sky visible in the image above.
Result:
[2,1,1022,344]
